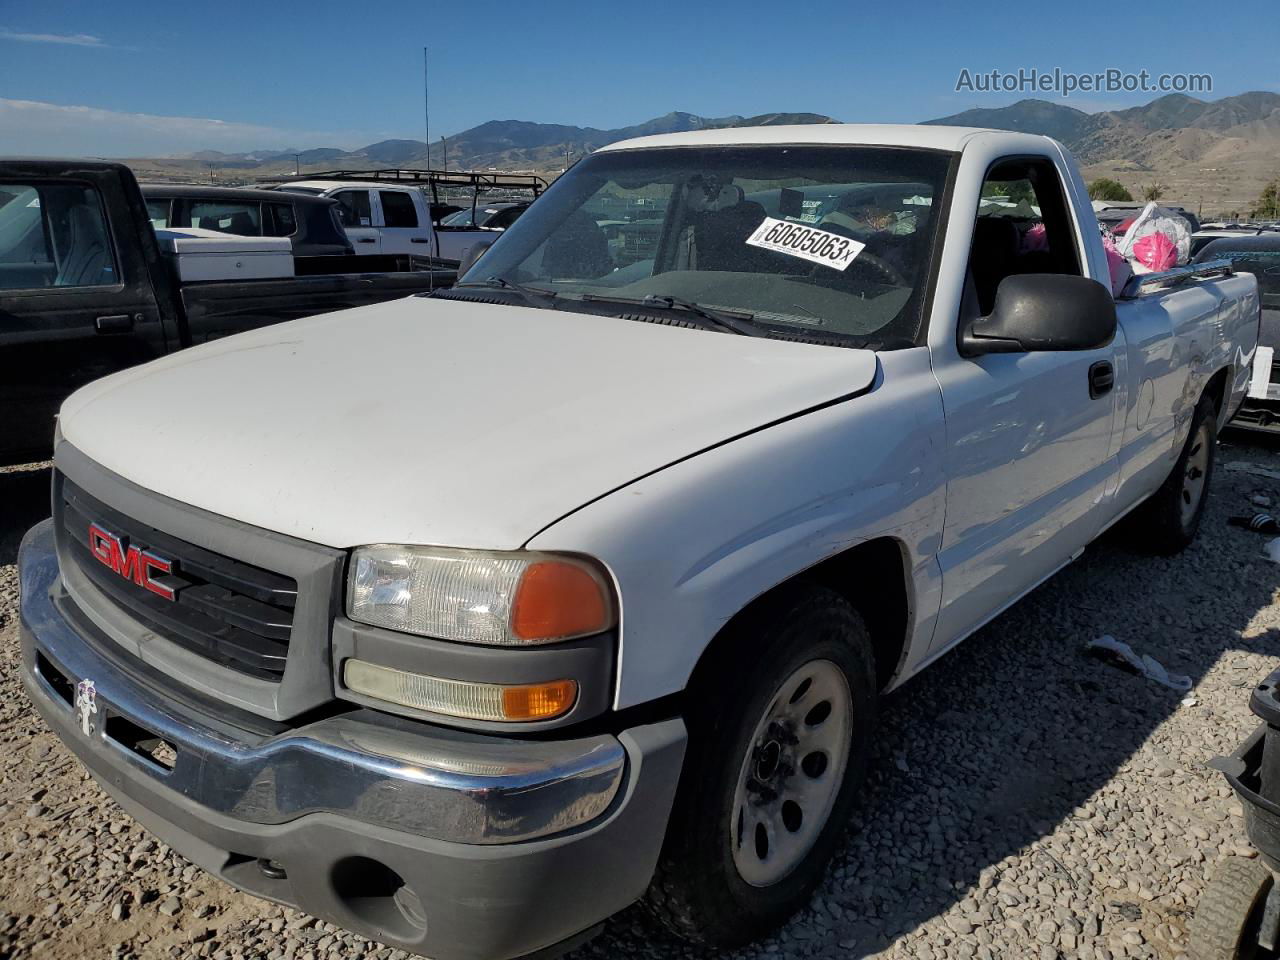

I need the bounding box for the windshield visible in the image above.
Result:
[469,145,954,345]
[443,204,516,228]
[444,207,489,227]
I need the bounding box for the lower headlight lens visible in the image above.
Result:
[343,659,578,722]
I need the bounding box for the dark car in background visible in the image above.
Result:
[440,200,530,230]
[141,184,353,257]
[1196,234,1280,433]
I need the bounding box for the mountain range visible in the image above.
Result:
[179,111,836,173]
[132,93,1280,214]
[928,92,1280,212]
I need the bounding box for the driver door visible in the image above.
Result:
[930,155,1122,650]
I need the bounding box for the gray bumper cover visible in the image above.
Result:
[19,519,687,960]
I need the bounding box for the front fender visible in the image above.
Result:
[526,348,948,709]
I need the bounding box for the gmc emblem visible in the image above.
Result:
[87,523,176,601]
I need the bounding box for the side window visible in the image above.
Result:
[334,190,372,228]
[1217,249,1280,305]
[967,157,1082,315]
[189,201,262,236]
[488,206,525,230]
[265,202,297,237]
[0,182,118,290]
[146,199,171,229]
[379,191,418,228]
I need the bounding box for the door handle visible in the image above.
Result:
[1088,361,1114,399]
[410,237,430,244]
[95,314,135,334]
[357,237,377,244]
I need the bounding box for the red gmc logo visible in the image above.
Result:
[87,524,176,601]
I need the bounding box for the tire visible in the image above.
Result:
[644,584,878,947]
[1132,393,1218,554]
[1188,858,1276,960]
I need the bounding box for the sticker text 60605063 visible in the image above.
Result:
[744,216,866,271]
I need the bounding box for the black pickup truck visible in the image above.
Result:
[0,159,456,466]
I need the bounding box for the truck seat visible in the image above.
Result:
[55,205,111,287]
[969,216,1020,314]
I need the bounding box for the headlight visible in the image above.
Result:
[347,545,615,646]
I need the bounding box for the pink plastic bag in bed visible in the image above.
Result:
[1118,202,1192,274]
[1131,232,1178,273]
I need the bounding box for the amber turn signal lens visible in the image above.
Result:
[510,560,613,642]
[343,659,578,722]
[501,679,579,721]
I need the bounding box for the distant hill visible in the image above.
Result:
[923,99,1096,144]
[132,109,838,182]
[125,93,1280,213]
[926,91,1280,212]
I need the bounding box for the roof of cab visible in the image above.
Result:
[140,183,338,206]
[598,123,1035,154]
[277,179,414,192]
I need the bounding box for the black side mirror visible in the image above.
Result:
[961,274,1117,357]
[458,239,494,279]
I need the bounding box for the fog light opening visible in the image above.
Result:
[331,856,425,939]
[36,653,74,707]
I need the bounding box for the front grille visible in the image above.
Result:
[58,476,297,681]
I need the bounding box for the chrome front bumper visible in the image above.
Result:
[20,518,625,845]
[19,518,687,960]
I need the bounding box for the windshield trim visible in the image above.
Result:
[914,149,961,348]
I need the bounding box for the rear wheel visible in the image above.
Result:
[645,585,877,947]
[1133,393,1218,554]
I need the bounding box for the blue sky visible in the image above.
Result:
[1,0,1278,155]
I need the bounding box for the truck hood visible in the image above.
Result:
[59,297,878,549]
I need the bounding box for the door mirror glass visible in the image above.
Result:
[961,273,1117,356]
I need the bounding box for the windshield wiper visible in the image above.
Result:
[579,293,765,337]
[456,276,559,307]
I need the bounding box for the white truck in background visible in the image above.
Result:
[20,125,1260,960]
[272,169,545,265]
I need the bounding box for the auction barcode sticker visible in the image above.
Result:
[745,217,865,271]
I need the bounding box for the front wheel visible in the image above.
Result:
[645,585,877,947]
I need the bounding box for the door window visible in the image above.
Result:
[487,205,525,229]
[379,191,418,228]
[0,183,118,290]
[146,199,172,229]
[967,157,1082,315]
[189,201,262,236]
[334,190,372,228]
[265,202,298,237]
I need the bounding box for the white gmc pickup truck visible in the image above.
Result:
[19,125,1261,960]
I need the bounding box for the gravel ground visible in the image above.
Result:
[1,432,1279,960]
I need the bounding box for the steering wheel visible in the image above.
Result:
[847,251,907,287]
